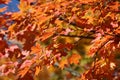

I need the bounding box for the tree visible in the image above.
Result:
[0,0,120,80]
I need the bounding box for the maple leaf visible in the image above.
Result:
[8,23,17,34]
[68,53,81,65]
[31,43,41,55]
[59,58,68,69]
[18,67,30,78]
[38,15,54,26]
[35,66,41,76]
[109,1,120,11]
[88,36,113,57]
[40,27,56,41]
[18,0,32,12]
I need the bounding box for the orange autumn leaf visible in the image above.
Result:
[38,15,54,26]
[114,27,120,35]
[88,36,113,57]
[59,59,68,69]
[35,66,41,76]
[8,23,17,33]
[40,27,56,41]
[109,1,120,11]
[68,53,81,65]
[18,67,29,78]
[18,0,32,12]
[31,43,41,54]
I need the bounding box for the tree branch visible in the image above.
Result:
[60,34,95,39]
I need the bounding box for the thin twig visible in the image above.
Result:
[60,34,95,39]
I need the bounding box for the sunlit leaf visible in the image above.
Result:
[59,59,68,69]
[35,66,41,76]
[31,43,41,54]
[40,27,56,41]
[68,53,81,65]
[18,67,29,78]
